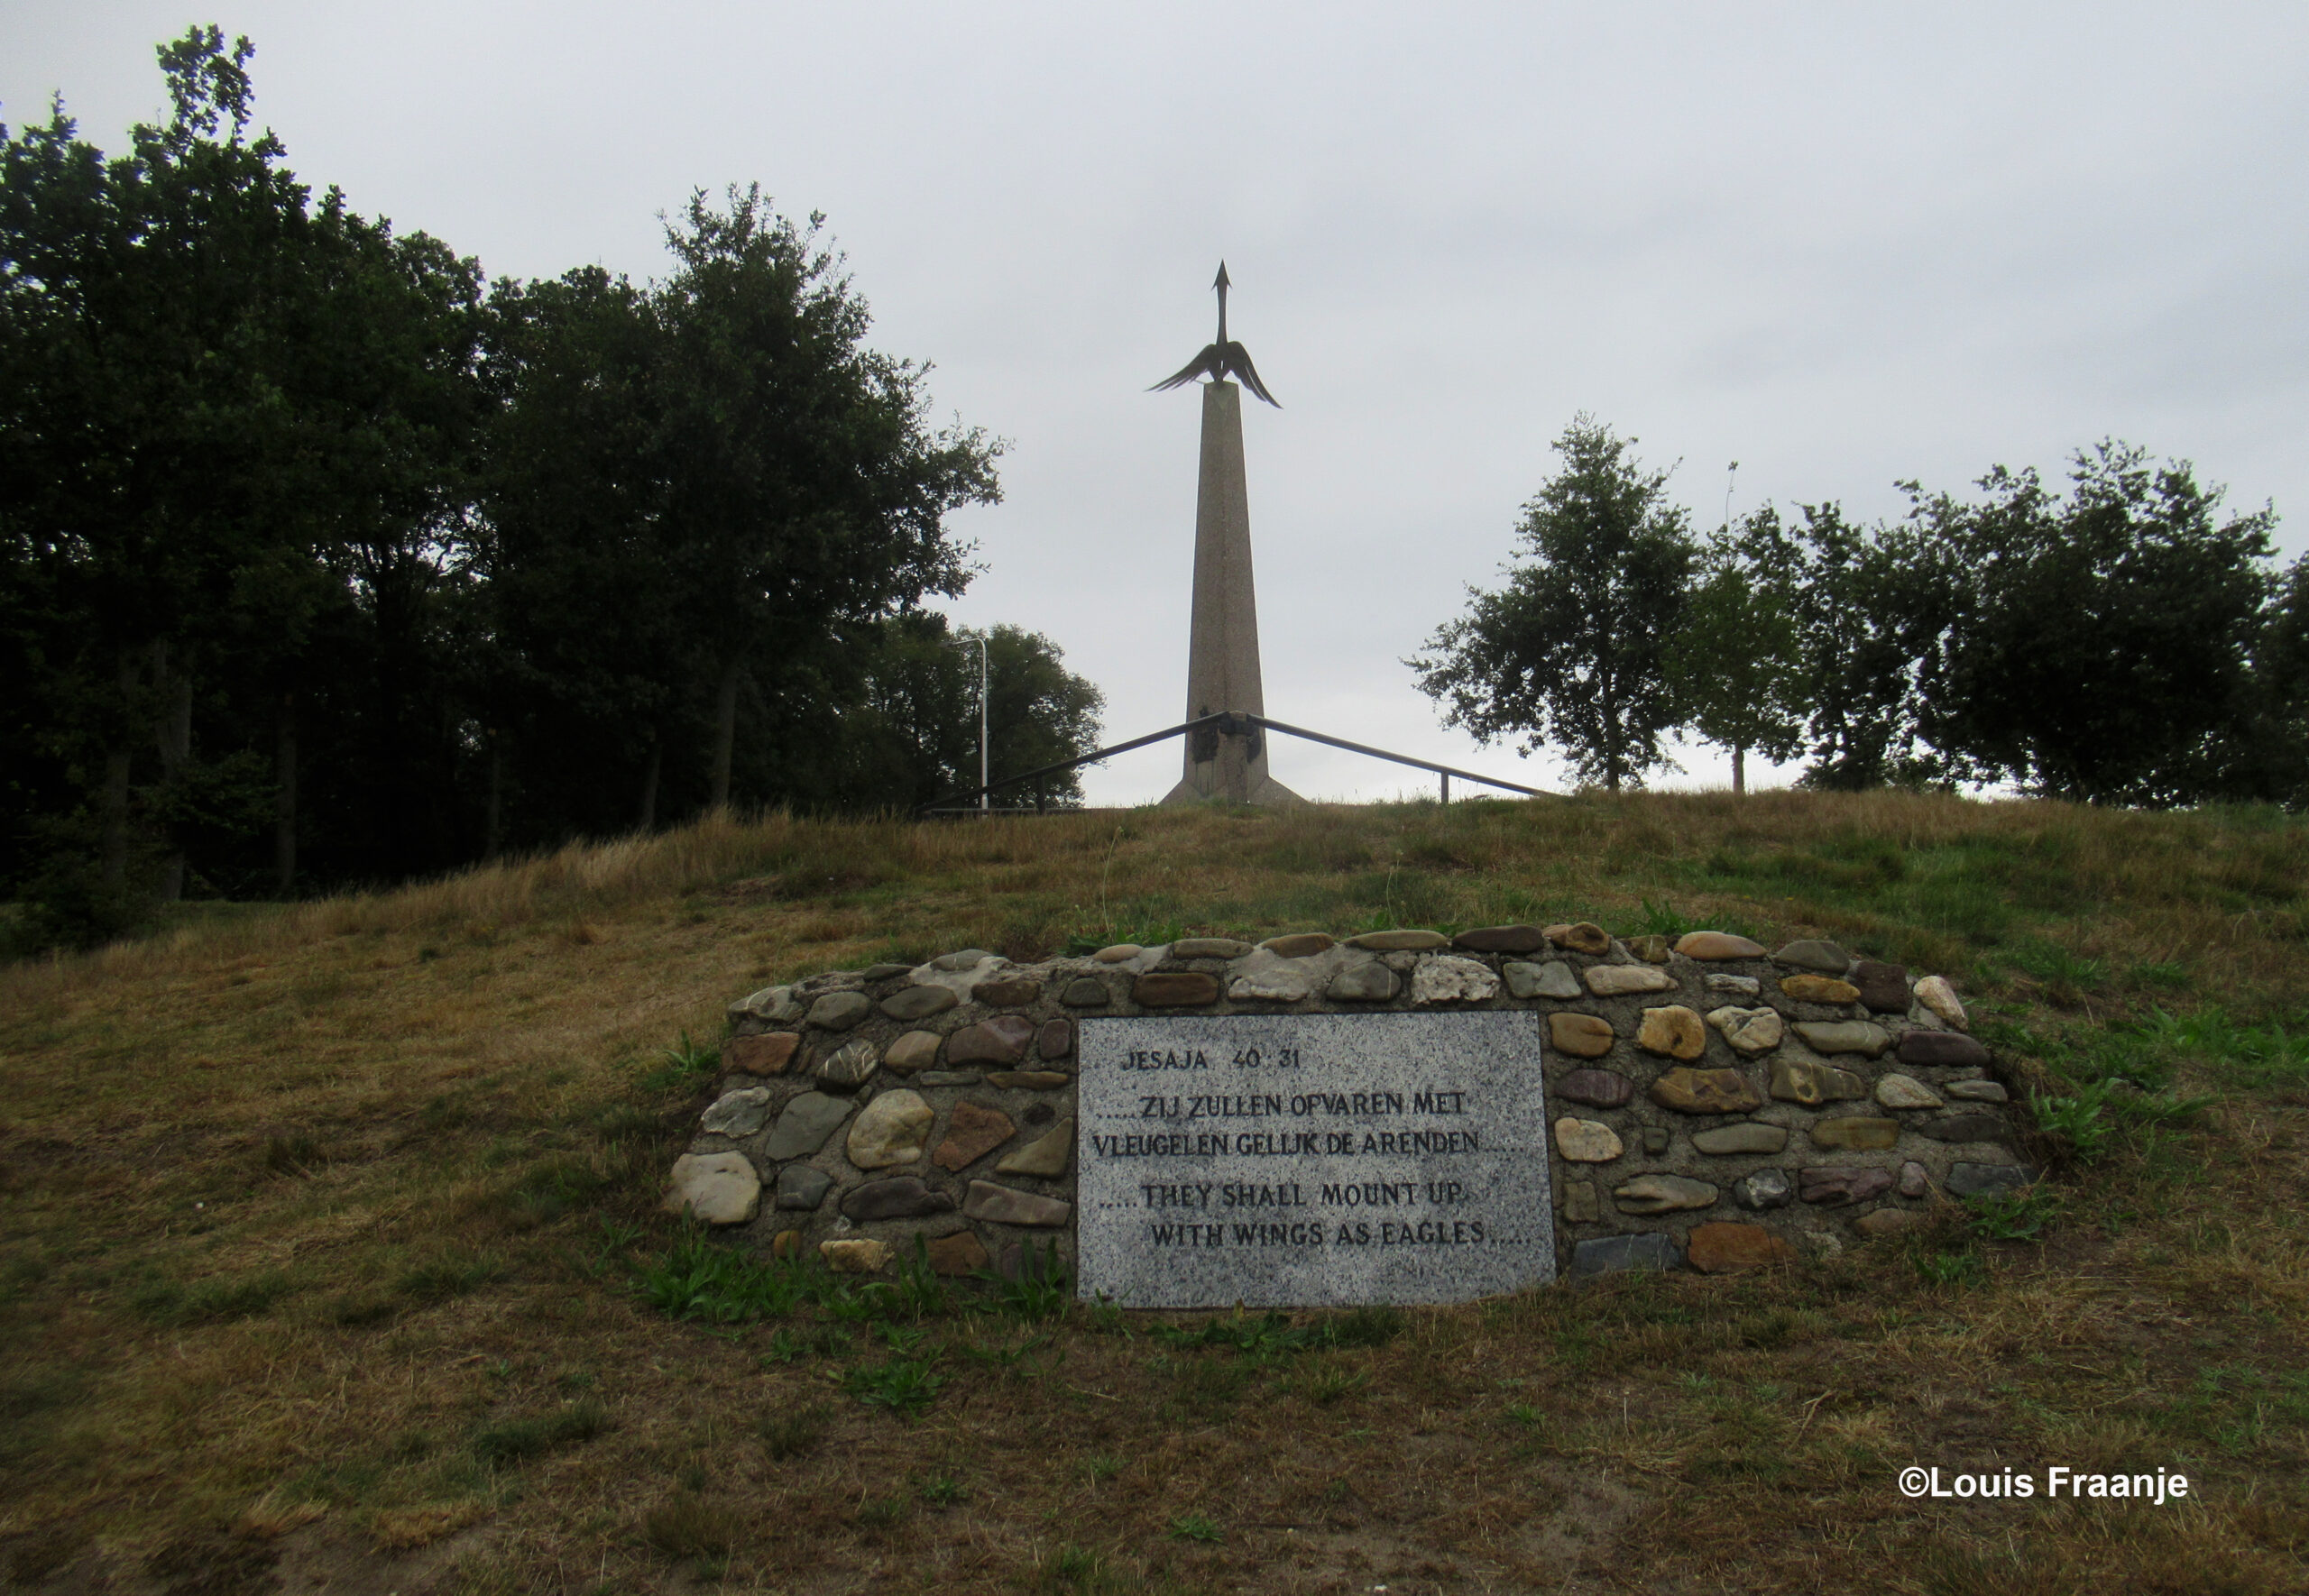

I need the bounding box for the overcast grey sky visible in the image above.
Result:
[9,4,2305,803]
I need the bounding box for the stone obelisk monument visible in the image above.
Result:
[1151,265,1300,806]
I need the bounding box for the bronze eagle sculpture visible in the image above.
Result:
[1149,261,1280,408]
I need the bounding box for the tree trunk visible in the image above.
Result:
[1733,743,1746,797]
[638,744,662,832]
[709,656,742,812]
[274,692,298,896]
[99,649,138,891]
[151,640,192,902]
[484,739,504,861]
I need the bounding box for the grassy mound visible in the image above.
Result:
[1,793,2304,1591]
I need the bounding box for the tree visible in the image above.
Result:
[1782,501,1958,791]
[649,188,1002,812]
[1910,445,2277,805]
[1663,508,1808,793]
[473,265,687,841]
[830,617,1105,810]
[1410,417,1694,792]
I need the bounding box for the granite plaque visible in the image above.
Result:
[1076,1012,1555,1307]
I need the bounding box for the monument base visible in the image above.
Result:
[1160,775,1304,808]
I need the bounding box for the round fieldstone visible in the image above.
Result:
[925,1231,990,1276]
[1855,1207,1925,1238]
[1897,1030,1992,1069]
[846,1089,934,1169]
[842,1177,958,1221]
[1547,922,1613,956]
[1853,960,1910,1014]
[1649,1067,1761,1114]
[932,1100,1016,1171]
[663,1152,760,1225]
[1346,929,1451,951]
[1171,938,1252,959]
[1229,959,1314,1002]
[1060,977,1111,1007]
[726,1032,801,1075]
[1793,1021,1891,1059]
[761,1093,853,1159]
[1548,1013,1615,1059]
[1452,924,1548,954]
[1798,1167,1895,1206]
[806,991,873,1031]
[1677,931,1767,960]
[821,1238,892,1273]
[1641,1126,1670,1154]
[883,1031,943,1073]
[700,1087,775,1136]
[862,963,914,981]
[961,1180,1071,1226]
[1918,1113,2011,1145]
[1945,1079,2009,1103]
[995,1118,1073,1178]
[879,985,960,1022]
[1568,1233,1683,1275]
[1874,1073,1945,1110]
[1092,944,1143,963]
[1946,1161,2034,1197]
[1914,975,1969,1030]
[984,1070,1070,1089]
[1780,974,1861,1004]
[1627,934,1673,963]
[1734,1169,1793,1210]
[776,1164,833,1210]
[1410,955,1501,1004]
[814,1038,880,1090]
[1555,1068,1634,1108]
[1327,962,1399,1002]
[1774,940,1853,974]
[1810,1116,1900,1151]
[1134,971,1221,1007]
[1560,1179,1600,1223]
[1504,960,1581,1000]
[1553,1117,1624,1162]
[1705,973,1762,997]
[946,1015,1035,1065]
[1636,1005,1707,1059]
[729,986,804,1025]
[1037,1019,1073,1060]
[1587,964,1677,996]
[1690,1122,1789,1155]
[1611,1177,1716,1216]
[1899,1160,1931,1197]
[1685,1221,1795,1271]
[974,978,1043,1008]
[1706,1006,1785,1055]
[1260,932,1335,958]
[1769,1056,1869,1105]
[931,949,998,971]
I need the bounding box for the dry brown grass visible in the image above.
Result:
[2,791,2307,1592]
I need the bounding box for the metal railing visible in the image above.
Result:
[914,711,1550,816]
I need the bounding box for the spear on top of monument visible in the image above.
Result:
[1149,261,1281,408]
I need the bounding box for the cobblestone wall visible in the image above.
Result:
[667,925,2033,1289]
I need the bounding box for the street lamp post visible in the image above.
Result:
[977,634,989,817]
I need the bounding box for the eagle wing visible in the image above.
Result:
[1221,342,1281,408]
[1148,344,1224,392]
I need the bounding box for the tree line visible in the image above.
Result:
[1,30,1102,949]
[1414,417,2306,804]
